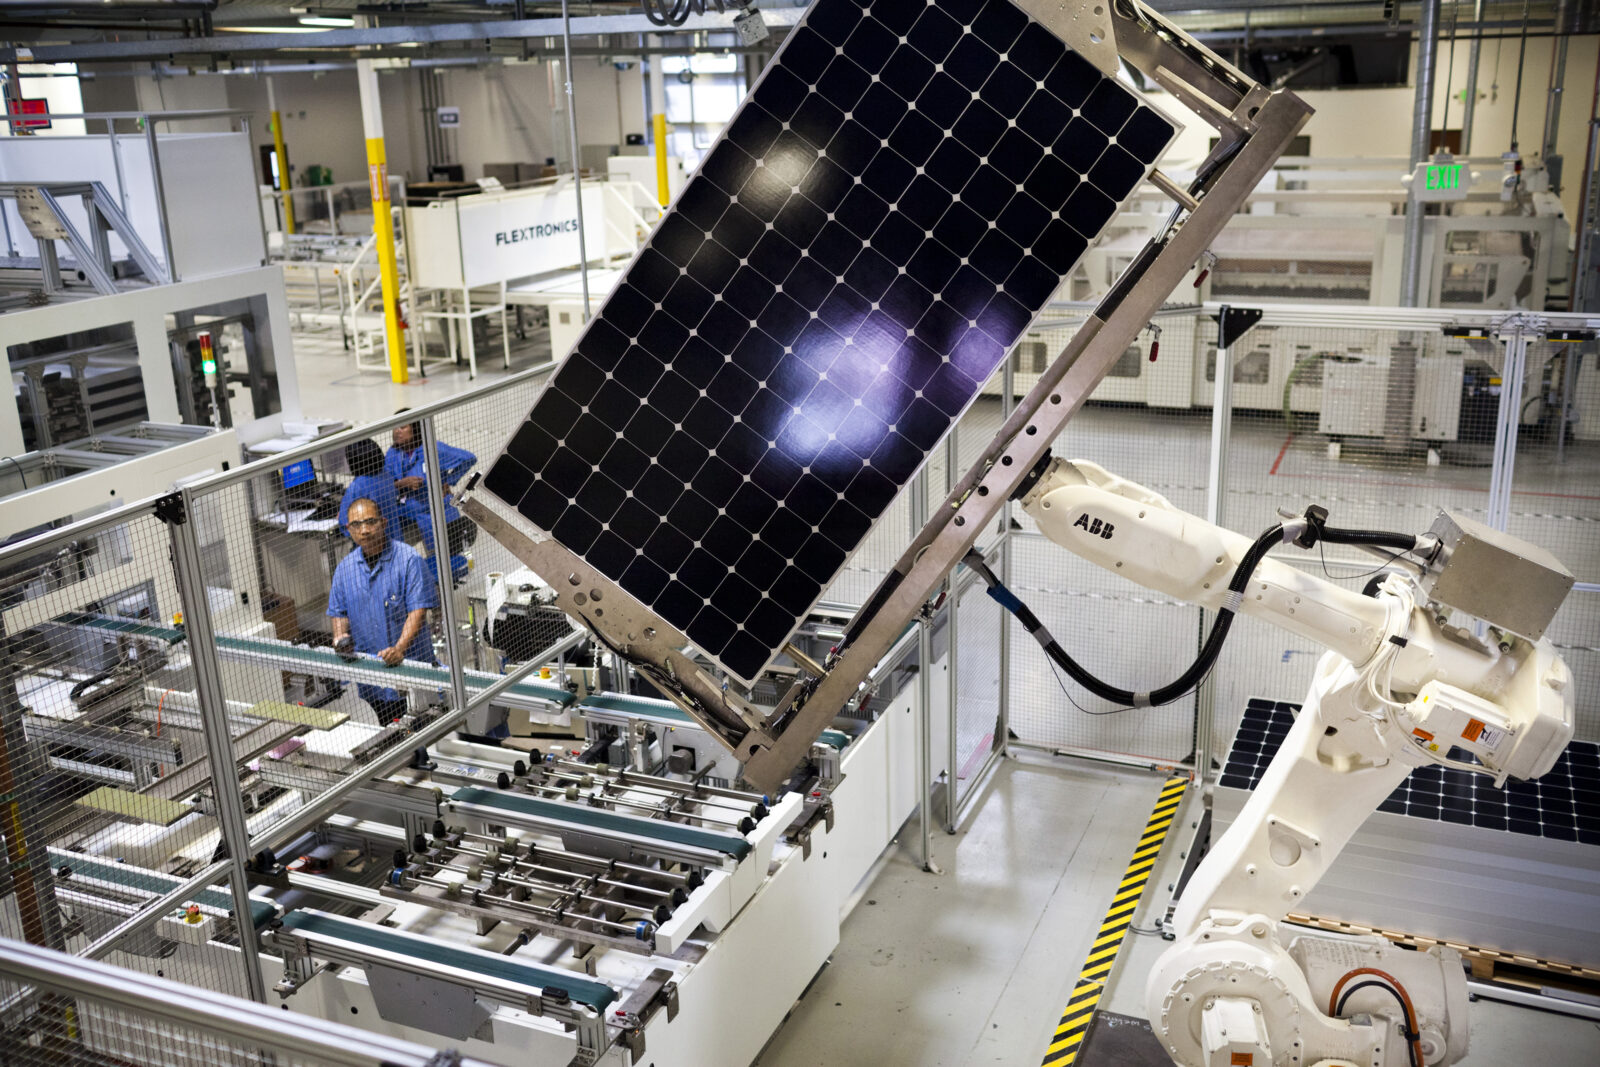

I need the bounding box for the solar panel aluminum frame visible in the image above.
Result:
[464,3,1315,792]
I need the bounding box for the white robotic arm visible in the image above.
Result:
[1002,457,1576,1067]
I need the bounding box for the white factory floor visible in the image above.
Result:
[283,320,549,428]
[751,754,1600,1067]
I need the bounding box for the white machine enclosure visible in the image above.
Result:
[259,680,931,1067]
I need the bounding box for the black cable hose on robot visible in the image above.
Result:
[1334,980,1422,1067]
[1316,525,1418,553]
[964,522,1285,709]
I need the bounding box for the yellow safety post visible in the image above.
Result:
[654,112,670,207]
[356,57,408,384]
[266,77,295,234]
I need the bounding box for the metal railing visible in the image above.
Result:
[0,938,503,1067]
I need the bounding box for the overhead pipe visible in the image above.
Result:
[0,0,214,8]
[1401,0,1443,308]
[1540,0,1573,192]
[1461,0,1484,153]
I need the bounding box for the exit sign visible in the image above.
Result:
[1409,159,1472,202]
[1426,163,1463,190]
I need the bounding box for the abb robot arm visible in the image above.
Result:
[977,456,1576,1067]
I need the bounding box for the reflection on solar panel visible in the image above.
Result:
[483,0,1179,681]
[1220,699,1600,845]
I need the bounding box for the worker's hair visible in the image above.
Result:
[394,408,422,440]
[347,497,383,522]
[345,438,385,477]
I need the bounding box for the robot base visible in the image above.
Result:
[1147,915,1468,1067]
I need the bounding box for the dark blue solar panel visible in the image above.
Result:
[482,0,1178,682]
[1220,699,1600,845]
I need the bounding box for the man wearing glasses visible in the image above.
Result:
[327,497,439,723]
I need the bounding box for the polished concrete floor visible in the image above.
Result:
[751,754,1600,1067]
[284,319,549,429]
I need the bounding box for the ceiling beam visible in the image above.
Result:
[1,7,803,64]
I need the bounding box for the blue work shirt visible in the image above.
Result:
[337,473,403,539]
[385,441,477,527]
[326,539,440,704]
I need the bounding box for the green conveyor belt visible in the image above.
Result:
[53,614,572,708]
[53,612,186,645]
[48,848,274,929]
[818,729,851,749]
[212,636,575,708]
[581,692,685,719]
[580,693,852,749]
[452,786,752,861]
[279,909,616,1013]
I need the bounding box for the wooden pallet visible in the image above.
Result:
[1285,912,1600,994]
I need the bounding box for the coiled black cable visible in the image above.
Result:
[642,0,727,28]
[964,521,1284,709]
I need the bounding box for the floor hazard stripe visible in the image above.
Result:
[1039,775,1188,1066]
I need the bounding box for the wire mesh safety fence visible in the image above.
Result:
[0,500,259,999]
[172,371,563,857]
[1505,339,1600,741]
[1001,313,1211,764]
[949,540,1006,823]
[1204,321,1506,761]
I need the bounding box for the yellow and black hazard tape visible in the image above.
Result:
[1040,774,1189,1066]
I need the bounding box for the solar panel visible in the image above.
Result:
[1220,699,1600,846]
[482,0,1179,682]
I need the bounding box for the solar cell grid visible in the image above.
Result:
[482,0,1179,681]
[1220,699,1600,846]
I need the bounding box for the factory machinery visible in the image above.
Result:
[5,573,912,1066]
[0,5,1588,1067]
[1011,157,1588,447]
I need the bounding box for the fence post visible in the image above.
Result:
[421,418,472,726]
[997,359,1014,759]
[910,466,939,873]
[1195,315,1237,784]
[159,489,269,1002]
[944,432,960,834]
[1486,324,1529,532]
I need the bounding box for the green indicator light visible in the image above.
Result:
[202,359,217,375]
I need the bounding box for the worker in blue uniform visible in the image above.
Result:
[327,498,440,723]
[385,415,478,584]
[337,438,401,538]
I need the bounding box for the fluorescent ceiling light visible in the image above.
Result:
[299,16,355,27]
[217,26,329,34]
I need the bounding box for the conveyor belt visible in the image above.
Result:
[580,693,851,749]
[53,612,187,645]
[48,848,274,929]
[452,786,752,861]
[53,613,575,709]
[278,909,617,1012]
[216,636,576,708]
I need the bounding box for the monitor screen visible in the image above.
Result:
[281,458,316,490]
